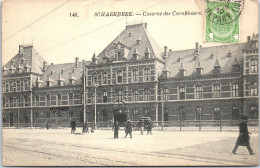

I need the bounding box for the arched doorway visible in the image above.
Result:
[113,105,127,125]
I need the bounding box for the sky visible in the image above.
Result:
[2,0,259,65]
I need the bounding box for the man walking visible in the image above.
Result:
[70,119,76,134]
[147,120,152,135]
[232,116,255,155]
[125,119,132,138]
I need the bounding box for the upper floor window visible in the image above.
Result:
[2,82,5,92]
[116,90,123,102]
[144,69,150,81]
[117,71,123,83]
[144,89,150,101]
[9,82,13,92]
[24,80,29,90]
[162,88,169,100]
[250,82,258,96]
[179,87,185,100]
[46,94,51,106]
[102,73,108,84]
[132,70,138,82]
[195,85,202,99]
[250,59,258,73]
[103,91,107,103]
[232,84,239,97]
[5,83,9,92]
[57,93,62,105]
[213,84,220,98]
[69,93,74,105]
[133,90,139,101]
[13,82,16,92]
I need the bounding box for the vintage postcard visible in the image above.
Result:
[1,0,259,166]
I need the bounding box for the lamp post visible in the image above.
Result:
[93,81,99,130]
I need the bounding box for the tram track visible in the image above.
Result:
[3,137,249,166]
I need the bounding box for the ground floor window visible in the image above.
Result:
[250,106,258,119]
[232,106,239,120]
[214,107,220,120]
[179,108,186,121]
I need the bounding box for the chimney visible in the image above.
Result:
[19,45,23,55]
[136,37,141,45]
[178,56,182,62]
[247,36,251,42]
[75,57,79,68]
[129,31,132,37]
[144,23,147,29]
[163,46,168,60]
[61,69,64,74]
[43,61,47,72]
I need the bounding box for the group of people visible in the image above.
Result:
[70,120,95,134]
[112,119,153,139]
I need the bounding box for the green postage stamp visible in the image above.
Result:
[205,1,241,43]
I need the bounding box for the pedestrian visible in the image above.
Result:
[113,121,119,139]
[139,119,144,135]
[70,119,76,134]
[232,116,255,155]
[46,123,49,130]
[82,122,88,133]
[125,119,132,138]
[91,123,95,133]
[147,120,152,135]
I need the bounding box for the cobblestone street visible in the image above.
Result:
[2,128,259,166]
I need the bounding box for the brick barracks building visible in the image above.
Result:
[2,23,259,127]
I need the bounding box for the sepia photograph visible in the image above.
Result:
[1,0,259,166]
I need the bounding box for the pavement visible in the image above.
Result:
[2,127,259,166]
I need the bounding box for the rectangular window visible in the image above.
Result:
[102,73,108,84]
[214,107,220,120]
[196,108,202,120]
[116,90,123,102]
[232,106,239,120]
[74,93,81,104]
[13,82,17,92]
[57,94,62,105]
[250,59,258,73]
[196,85,202,99]
[117,71,123,83]
[144,69,150,81]
[133,109,138,121]
[133,90,139,101]
[132,70,138,82]
[2,82,5,92]
[103,91,107,103]
[179,87,185,100]
[2,98,5,108]
[24,95,30,107]
[179,108,185,121]
[9,82,13,92]
[36,95,40,106]
[62,94,68,105]
[144,89,150,101]
[17,81,20,91]
[162,89,169,100]
[250,83,258,96]
[24,80,28,91]
[5,98,9,108]
[5,83,9,92]
[51,95,56,105]
[69,93,73,105]
[18,97,24,107]
[213,85,220,98]
[46,94,51,106]
[40,95,45,106]
[232,84,239,97]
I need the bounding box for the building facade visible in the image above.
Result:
[2,23,259,127]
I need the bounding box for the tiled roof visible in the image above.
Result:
[96,23,163,63]
[166,43,247,77]
[39,61,90,87]
[3,45,46,75]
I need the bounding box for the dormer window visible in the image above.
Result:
[213,59,221,74]
[137,37,141,45]
[145,47,151,59]
[179,63,185,77]
[132,48,140,61]
[103,57,109,64]
[233,64,240,72]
